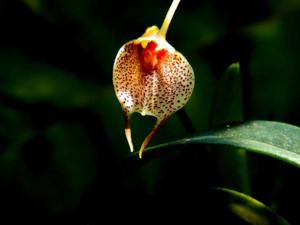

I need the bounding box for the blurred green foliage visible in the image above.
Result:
[0,0,299,224]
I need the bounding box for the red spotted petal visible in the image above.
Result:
[113,39,194,121]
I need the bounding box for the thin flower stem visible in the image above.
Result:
[138,118,166,158]
[158,0,181,38]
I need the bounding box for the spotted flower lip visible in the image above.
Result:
[113,0,194,158]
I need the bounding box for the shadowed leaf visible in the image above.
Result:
[210,187,290,225]
[129,121,300,168]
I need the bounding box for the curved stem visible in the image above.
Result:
[158,0,181,39]
[138,118,166,158]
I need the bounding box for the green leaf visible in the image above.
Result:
[21,0,45,13]
[209,187,290,225]
[0,51,103,108]
[131,120,300,168]
[210,62,243,126]
[210,62,250,194]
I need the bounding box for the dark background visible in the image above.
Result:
[0,0,299,224]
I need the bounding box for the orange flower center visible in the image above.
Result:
[138,41,168,71]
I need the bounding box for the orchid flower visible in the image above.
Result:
[113,0,194,158]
